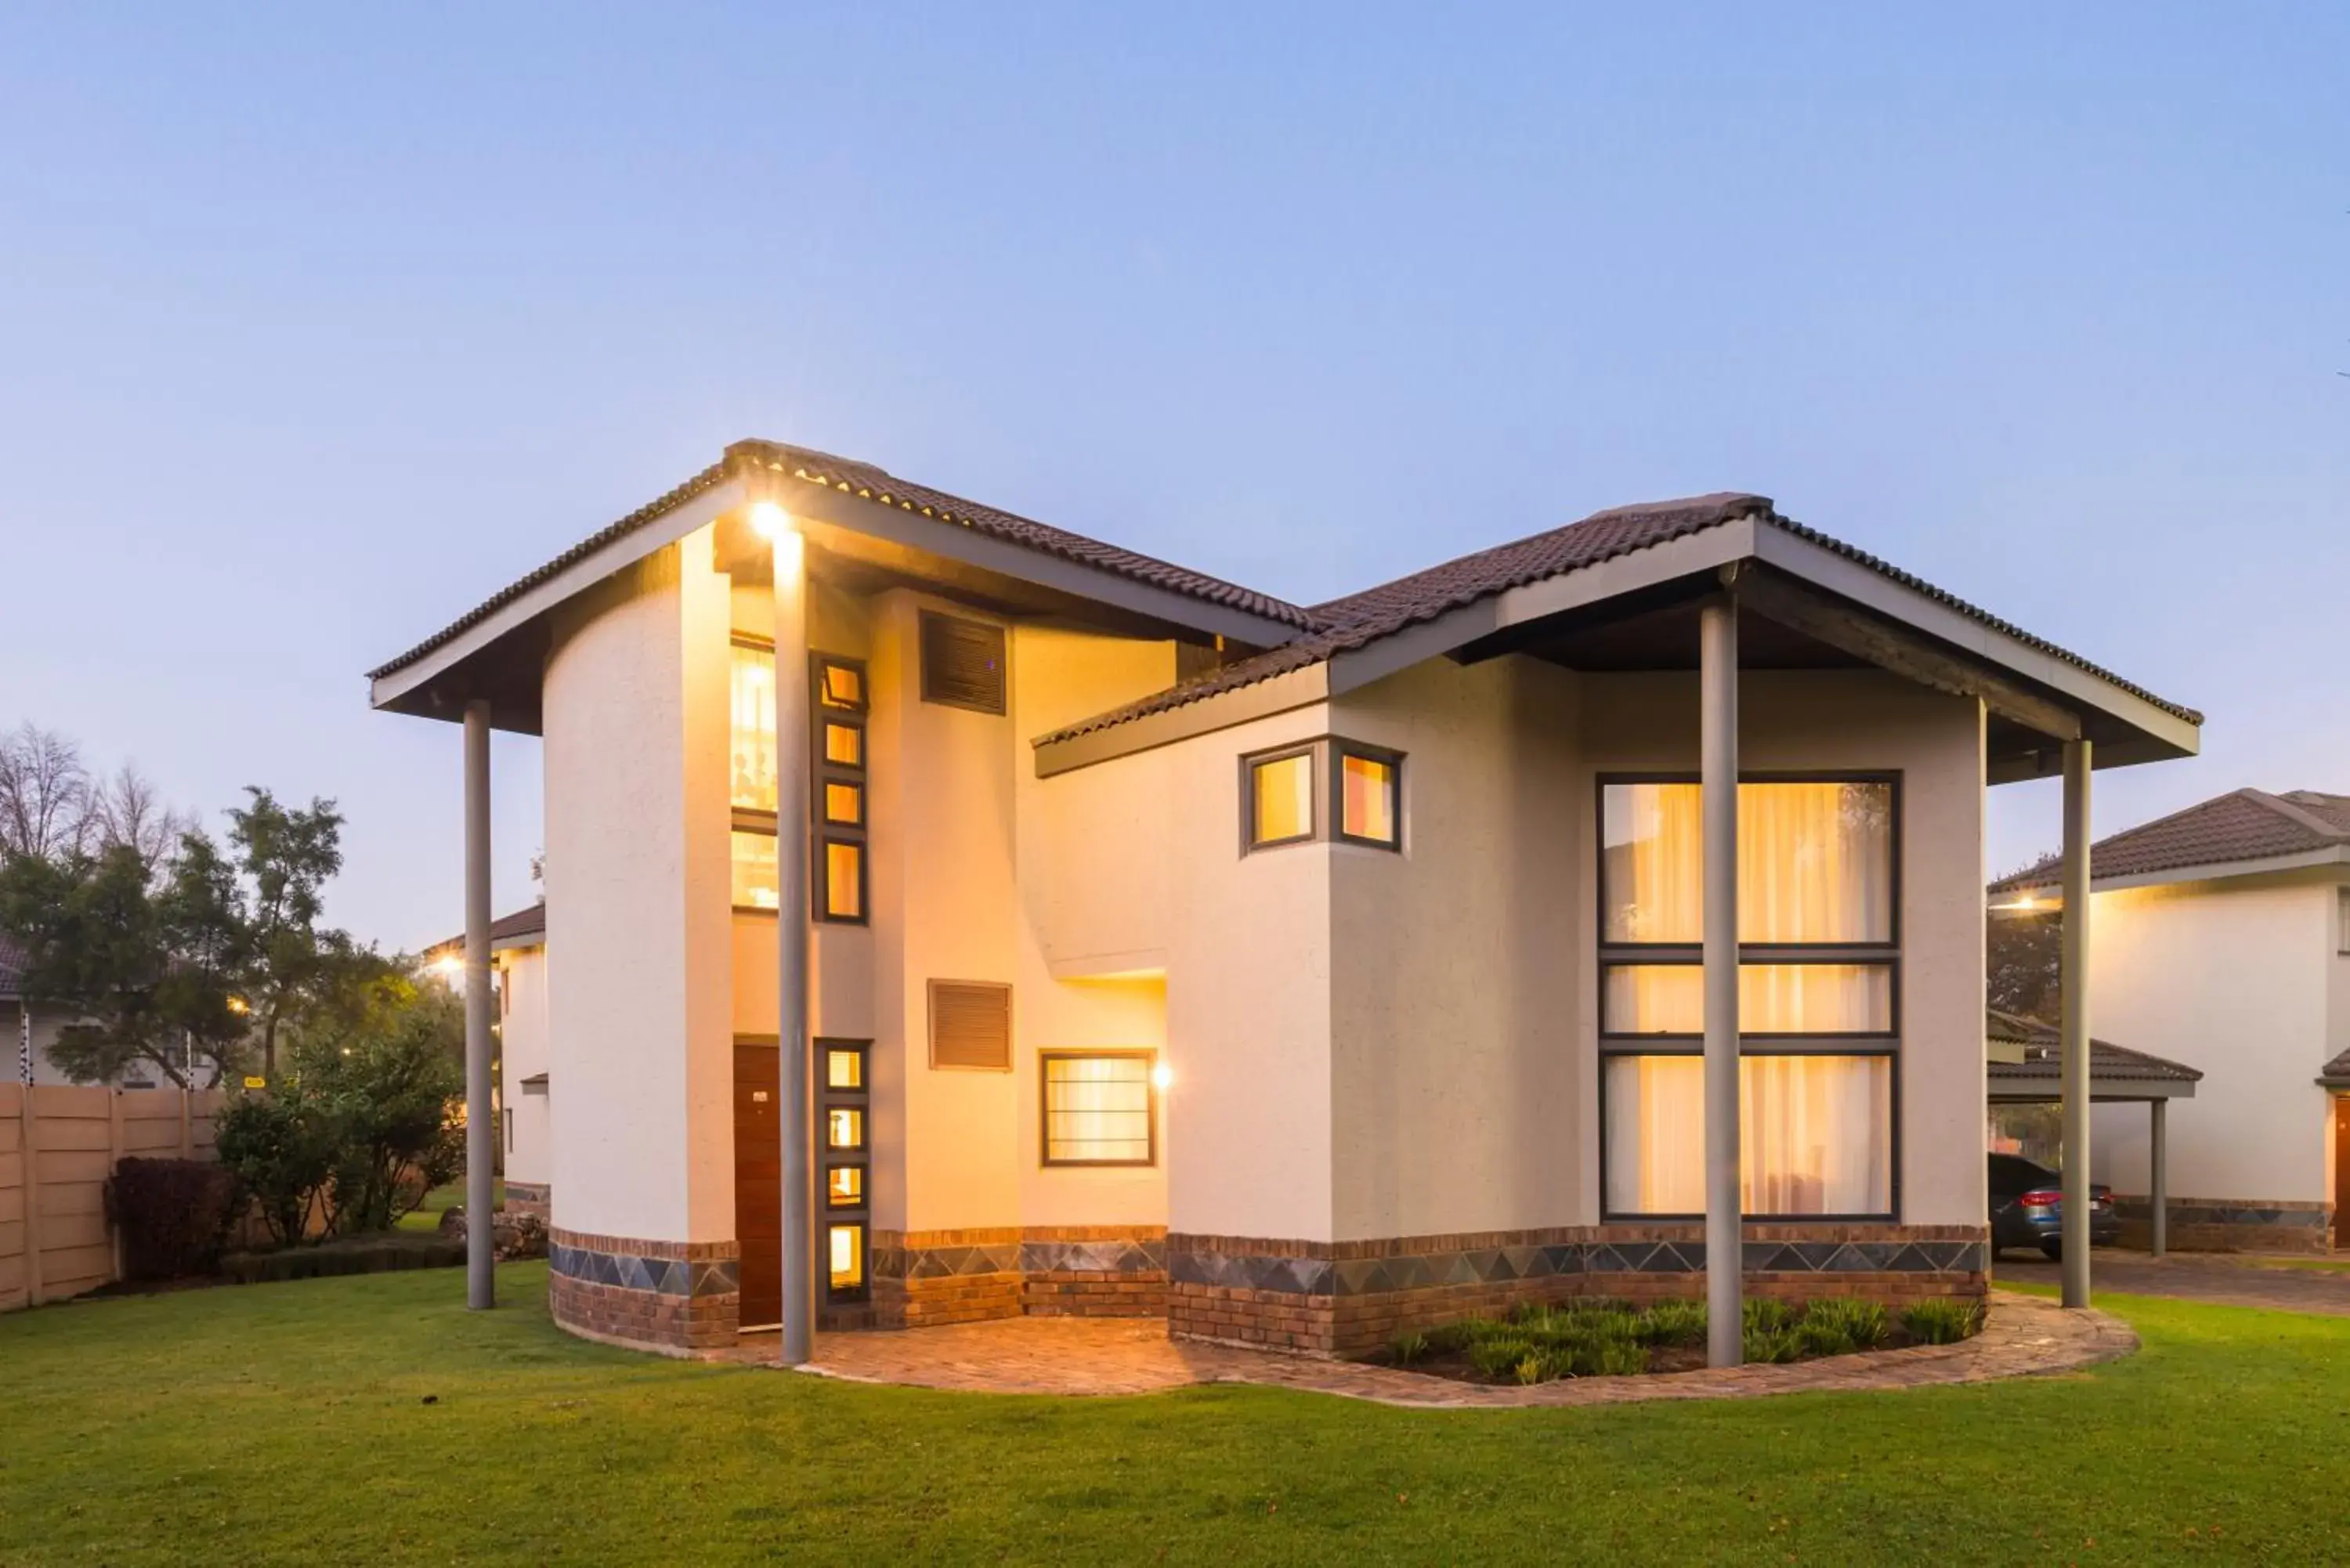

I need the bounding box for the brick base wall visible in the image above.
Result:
[547,1227,739,1355]
[1168,1224,1989,1358]
[2113,1196,2331,1254]
[503,1181,550,1222]
[870,1226,1166,1328]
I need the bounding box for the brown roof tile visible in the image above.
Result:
[425,901,547,959]
[1986,1008,2201,1085]
[1990,789,2350,893]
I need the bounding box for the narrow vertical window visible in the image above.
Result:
[809,654,869,925]
[1336,746,1401,848]
[1246,749,1315,849]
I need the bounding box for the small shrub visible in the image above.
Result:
[1742,1298,1796,1336]
[1514,1353,1545,1386]
[219,1231,463,1285]
[1803,1297,1891,1350]
[105,1158,239,1280]
[1390,1330,1430,1366]
[1744,1325,1803,1364]
[1575,1338,1650,1377]
[1468,1335,1538,1381]
[1634,1299,1708,1348]
[1423,1321,1473,1357]
[1795,1320,1857,1358]
[1902,1298,1984,1346]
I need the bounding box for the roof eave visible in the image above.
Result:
[1990,844,2350,898]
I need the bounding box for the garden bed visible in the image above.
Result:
[1376,1296,1982,1386]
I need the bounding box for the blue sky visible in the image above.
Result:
[1,5,2342,949]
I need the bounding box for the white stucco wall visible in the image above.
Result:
[497,943,551,1188]
[541,529,735,1245]
[1578,670,1987,1229]
[2088,876,2335,1204]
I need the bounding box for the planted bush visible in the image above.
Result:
[1802,1297,1891,1351]
[105,1158,239,1280]
[1902,1298,1984,1346]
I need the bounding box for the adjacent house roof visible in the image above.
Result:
[424,901,548,959]
[2318,1046,2350,1088]
[1990,789,2350,894]
[1985,1008,2202,1093]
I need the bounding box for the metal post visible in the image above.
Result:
[2149,1098,2167,1259]
[1700,594,1742,1367]
[463,699,496,1310]
[2059,737,2093,1307]
[772,521,815,1367]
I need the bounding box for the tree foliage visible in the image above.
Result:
[1987,855,2063,1023]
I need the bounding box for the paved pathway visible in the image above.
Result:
[1999,1249,2350,1317]
[747,1292,2134,1407]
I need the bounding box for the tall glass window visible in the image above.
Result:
[1598,776,1900,1219]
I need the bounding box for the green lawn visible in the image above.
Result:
[2,1269,2343,1565]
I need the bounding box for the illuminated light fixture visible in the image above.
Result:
[1150,1062,1175,1092]
[430,954,463,981]
[1990,895,2041,912]
[748,500,790,540]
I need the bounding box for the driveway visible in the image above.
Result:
[1997,1249,2350,1316]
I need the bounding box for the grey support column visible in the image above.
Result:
[2060,737,2093,1307]
[2149,1098,2168,1259]
[463,699,495,1311]
[771,517,815,1367]
[1700,594,1742,1367]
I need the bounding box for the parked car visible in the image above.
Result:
[1987,1154,2119,1259]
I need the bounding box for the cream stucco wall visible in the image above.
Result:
[497,943,551,1189]
[541,529,734,1244]
[2087,876,2337,1203]
[1328,656,1584,1240]
[1578,670,1988,1229]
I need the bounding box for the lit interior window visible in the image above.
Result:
[826,1049,863,1089]
[824,840,864,920]
[730,830,779,910]
[827,1165,863,1208]
[824,781,863,826]
[729,644,777,811]
[823,721,863,768]
[828,1223,865,1290]
[819,662,865,710]
[1601,963,1893,1035]
[1249,752,1314,847]
[826,1107,864,1151]
[1601,781,1894,944]
[1042,1053,1155,1165]
[1603,1053,1892,1216]
[1340,751,1398,845]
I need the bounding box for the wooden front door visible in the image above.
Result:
[2334,1098,2350,1252]
[735,1041,782,1329]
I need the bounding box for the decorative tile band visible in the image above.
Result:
[871,1227,1167,1284]
[547,1227,741,1299]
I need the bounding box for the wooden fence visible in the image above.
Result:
[0,1084,225,1313]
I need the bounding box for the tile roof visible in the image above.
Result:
[2319,1046,2350,1084]
[1990,789,2350,893]
[368,442,1313,682]
[1037,493,2204,746]
[1986,1008,2202,1086]
[425,901,547,959]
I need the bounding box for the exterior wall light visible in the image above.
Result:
[749,500,791,540]
[1150,1062,1175,1093]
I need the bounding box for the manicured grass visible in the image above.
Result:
[3,1270,2346,1564]
[394,1176,504,1232]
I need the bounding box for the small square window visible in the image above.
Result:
[829,1223,866,1292]
[817,659,866,711]
[826,1048,864,1089]
[823,780,863,826]
[820,839,866,923]
[1246,750,1315,849]
[823,721,864,769]
[826,1164,864,1208]
[1337,748,1401,848]
[730,829,779,911]
[826,1106,865,1151]
[1041,1052,1158,1166]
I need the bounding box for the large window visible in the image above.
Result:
[1598,777,1899,1219]
[1040,1051,1158,1166]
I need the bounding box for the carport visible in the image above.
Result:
[1987,1008,2202,1256]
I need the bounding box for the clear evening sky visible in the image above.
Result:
[2,5,2342,952]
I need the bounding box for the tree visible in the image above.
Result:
[293,970,465,1234]
[1987,854,2063,1022]
[227,788,349,1075]
[0,722,93,862]
[86,762,194,875]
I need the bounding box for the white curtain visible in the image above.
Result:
[1604,1055,1892,1216]
[1604,963,1891,1035]
[1601,782,1893,944]
[730,645,777,811]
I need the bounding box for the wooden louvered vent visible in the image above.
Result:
[928,981,1012,1071]
[920,611,1007,714]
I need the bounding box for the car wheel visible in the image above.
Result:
[2039,1240,2062,1261]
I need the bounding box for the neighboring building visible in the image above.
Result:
[425,903,550,1220]
[1,934,160,1089]
[1990,789,2350,1252]
[368,439,2199,1357]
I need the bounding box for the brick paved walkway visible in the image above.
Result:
[2000,1249,2350,1317]
[743,1291,2132,1406]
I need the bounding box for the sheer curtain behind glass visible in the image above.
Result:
[1604,1056,1891,1215]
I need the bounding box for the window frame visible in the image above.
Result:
[1332,742,1405,851]
[816,834,869,924]
[1595,771,1904,1223]
[818,1037,872,1305]
[1037,1048,1161,1169]
[808,652,870,927]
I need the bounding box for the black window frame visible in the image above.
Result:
[1595,771,1904,1223]
[1240,735,1408,856]
[1332,742,1405,851]
[819,1038,871,1304]
[1038,1049,1161,1169]
[809,652,870,927]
